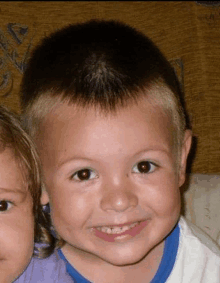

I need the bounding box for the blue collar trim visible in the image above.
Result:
[58,249,91,283]
[150,223,180,282]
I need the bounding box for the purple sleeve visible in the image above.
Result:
[13,250,74,283]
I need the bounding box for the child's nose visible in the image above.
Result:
[100,184,138,212]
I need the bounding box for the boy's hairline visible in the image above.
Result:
[22,81,186,165]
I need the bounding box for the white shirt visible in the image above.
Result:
[167,217,220,283]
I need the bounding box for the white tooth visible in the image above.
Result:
[112,227,120,234]
[117,227,125,234]
[122,225,129,232]
[121,226,127,233]
[101,227,108,233]
[130,222,137,228]
[106,227,112,234]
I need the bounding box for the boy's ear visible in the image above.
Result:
[40,184,50,205]
[178,129,192,187]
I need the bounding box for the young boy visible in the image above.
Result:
[20,20,220,282]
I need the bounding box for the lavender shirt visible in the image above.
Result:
[13,250,74,283]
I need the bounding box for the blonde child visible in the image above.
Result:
[0,105,72,282]
[0,105,42,282]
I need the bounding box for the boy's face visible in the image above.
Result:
[0,148,34,282]
[39,98,191,267]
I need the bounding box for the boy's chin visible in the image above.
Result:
[90,243,162,267]
[64,241,150,267]
[101,253,146,267]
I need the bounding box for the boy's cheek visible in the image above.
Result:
[49,191,92,222]
[48,189,101,242]
[150,187,181,217]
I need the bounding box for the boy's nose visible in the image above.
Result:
[100,185,138,212]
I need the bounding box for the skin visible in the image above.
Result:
[39,98,191,283]
[0,148,34,283]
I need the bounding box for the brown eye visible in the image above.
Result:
[132,161,157,174]
[77,169,91,181]
[0,200,12,212]
[72,168,97,181]
[138,161,151,173]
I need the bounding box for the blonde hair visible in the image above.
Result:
[0,105,56,258]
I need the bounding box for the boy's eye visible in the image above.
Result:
[132,161,157,174]
[71,168,97,181]
[0,200,13,212]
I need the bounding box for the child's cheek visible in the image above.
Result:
[0,204,34,282]
[141,172,181,216]
[50,190,95,232]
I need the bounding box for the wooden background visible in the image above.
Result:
[0,1,219,173]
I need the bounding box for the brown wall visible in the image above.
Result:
[0,1,219,173]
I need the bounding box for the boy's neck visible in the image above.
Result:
[61,240,164,283]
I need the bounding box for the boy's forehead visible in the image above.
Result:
[40,93,174,150]
[36,86,177,157]
[43,101,158,129]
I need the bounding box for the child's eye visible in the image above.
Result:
[132,161,157,174]
[0,200,13,212]
[71,168,97,182]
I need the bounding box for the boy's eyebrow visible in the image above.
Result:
[58,156,94,169]
[58,148,171,168]
[134,148,172,157]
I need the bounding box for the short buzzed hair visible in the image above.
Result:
[21,20,183,109]
[21,19,188,153]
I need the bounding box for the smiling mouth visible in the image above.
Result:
[96,222,139,234]
[93,220,148,242]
